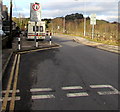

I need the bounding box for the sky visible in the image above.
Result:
[2,0,119,22]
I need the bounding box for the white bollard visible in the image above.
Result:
[36,33,38,47]
[18,37,21,50]
[50,32,52,45]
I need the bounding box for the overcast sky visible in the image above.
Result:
[3,0,119,22]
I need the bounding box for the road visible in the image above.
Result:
[2,35,119,111]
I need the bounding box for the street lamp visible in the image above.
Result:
[63,16,66,33]
[74,0,86,37]
[84,1,86,37]
[8,0,12,48]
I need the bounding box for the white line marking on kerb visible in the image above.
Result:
[32,95,55,100]
[30,88,52,92]
[67,92,89,98]
[62,86,83,90]
[0,97,20,102]
[2,90,20,94]
[2,88,53,94]
[90,85,119,95]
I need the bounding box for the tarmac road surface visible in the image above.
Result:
[2,35,119,111]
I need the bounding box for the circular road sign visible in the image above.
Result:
[32,3,40,11]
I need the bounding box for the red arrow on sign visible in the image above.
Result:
[32,4,40,11]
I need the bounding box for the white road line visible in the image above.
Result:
[98,91,119,95]
[90,85,119,95]
[0,97,20,102]
[90,85,113,88]
[67,92,89,98]
[32,95,55,100]
[62,86,83,90]
[2,90,20,94]
[2,88,53,94]
[30,88,53,92]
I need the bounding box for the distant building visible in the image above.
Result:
[2,5,8,20]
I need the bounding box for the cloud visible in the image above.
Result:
[3,0,118,22]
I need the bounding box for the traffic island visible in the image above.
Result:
[12,36,61,54]
[15,43,61,54]
[2,36,61,79]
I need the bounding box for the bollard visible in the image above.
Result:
[18,37,21,50]
[36,33,38,47]
[50,32,52,45]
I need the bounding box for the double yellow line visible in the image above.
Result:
[1,44,62,111]
[1,54,21,111]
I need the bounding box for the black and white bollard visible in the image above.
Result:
[36,33,38,47]
[50,32,52,45]
[18,37,21,50]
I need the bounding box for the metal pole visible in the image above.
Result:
[18,37,20,50]
[84,17,86,36]
[35,21,37,47]
[63,16,65,33]
[36,33,38,47]
[9,0,12,48]
[50,32,52,45]
[84,0,86,37]
[92,24,94,39]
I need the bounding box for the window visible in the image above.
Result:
[33,26,35,31]
[40,26,43,32]
[33,26,39,32]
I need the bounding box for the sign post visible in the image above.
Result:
[90,14,96,39]
[35,21,38,47]
[30,2,41,47]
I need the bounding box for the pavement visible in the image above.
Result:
[54,33,119,54]
[1,35,59,81]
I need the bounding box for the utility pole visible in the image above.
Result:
[84,17,86,36]
[8,0,12,48]
[84,1,86,37]
[63,16,66,33]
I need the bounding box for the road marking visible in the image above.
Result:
[2,52,13,75]
[9,54,21,111]
[90,85,119,95]
[2,88,52,94]
[2,89,20,94]
[62,86,89,98]
[1,54,18,111]
[32,95,55,100]
[67,92,89,97]
[30,88,53,92]
[19,46,61,54]
[0,95,55,102]
[0,97,20,102]
[62,86,83,90]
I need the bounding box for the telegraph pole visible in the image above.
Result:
[8,0,12,48]
[63,16,66,33]
[84,1,86,37]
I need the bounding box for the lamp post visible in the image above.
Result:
[63,16,66,33]
[83,1,86,37]
[74,0,86,37]
[8,0,12,48]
